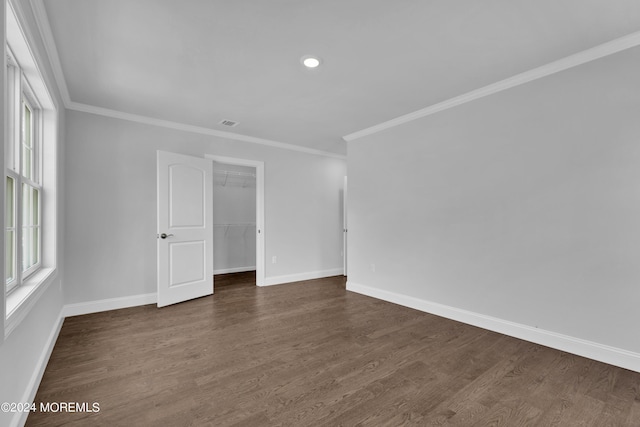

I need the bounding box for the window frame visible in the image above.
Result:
[5,47,44,294]
[20,88,43,280]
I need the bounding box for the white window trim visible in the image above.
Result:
[5,268,55,337]
[5,172,18,293]
[4,0,58,339]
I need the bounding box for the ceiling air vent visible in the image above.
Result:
[219,119,239,127]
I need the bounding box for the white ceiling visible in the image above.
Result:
[40,0,640,156]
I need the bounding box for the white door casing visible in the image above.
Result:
[157,151,213,307]
[343,176,347,276]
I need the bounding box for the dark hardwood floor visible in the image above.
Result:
[27,273,640,426]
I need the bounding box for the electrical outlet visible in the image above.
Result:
[272,256,277,264]
[370,263,376,273]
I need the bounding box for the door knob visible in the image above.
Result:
[160,233,174,239]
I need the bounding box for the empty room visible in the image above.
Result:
[2,0,640,426]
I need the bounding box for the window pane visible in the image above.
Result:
[22,101,33,180]
[33,228,40,268]
[23,102,32,148]
[32,184,39,225]
[6,177,16,285]
[21,184,40,272]
[22,183,29,226]
[22,227,29,272]
[6,230,15,284]
[22,227,35,272]
[23,147,32,181]
[6,177,14,227]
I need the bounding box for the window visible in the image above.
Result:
[5,48,43,294]
[4,0,57,337]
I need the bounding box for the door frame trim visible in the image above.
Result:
[343,176,347,276]
[205,154,265,287]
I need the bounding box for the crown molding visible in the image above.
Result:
[343,30,640,142]
[67,101,347,159]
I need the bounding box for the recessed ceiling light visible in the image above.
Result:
[301,55,321,68]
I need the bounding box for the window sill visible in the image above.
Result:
[5,267,56,338]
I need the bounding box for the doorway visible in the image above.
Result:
[206,154,265,287]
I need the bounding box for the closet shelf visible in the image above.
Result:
[213,169,256,187]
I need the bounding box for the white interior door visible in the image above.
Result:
[157,151,213,307]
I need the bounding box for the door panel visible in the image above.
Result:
[169,241,206,287]
[169,165,205,227]
[157,151,213,307]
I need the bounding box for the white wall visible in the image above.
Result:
[347,46,640,368]
[64,110,346,305]
[212,163,257,273]
[0,2,66,427]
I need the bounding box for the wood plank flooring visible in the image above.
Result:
[27,273,640,426]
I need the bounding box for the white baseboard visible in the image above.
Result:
[263,268,344,287]
[62,293,157,318]
[214,266,256,275]
[347,281,640,373]
[11,312,64,427]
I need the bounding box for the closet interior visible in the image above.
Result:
[212,162,257,284]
